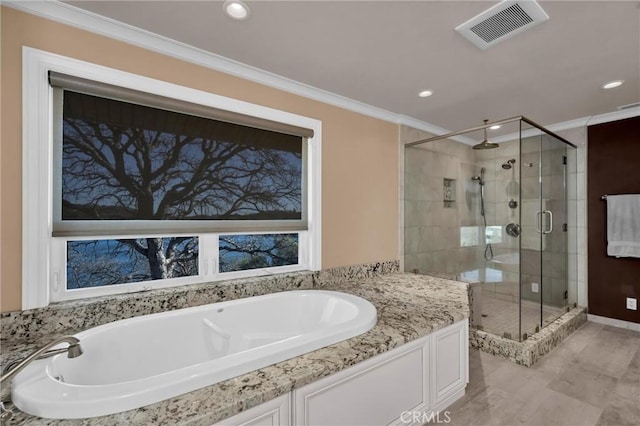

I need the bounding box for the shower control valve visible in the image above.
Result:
[505,223,520,237]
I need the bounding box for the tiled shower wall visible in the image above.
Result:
[473,139,521,293]
[400,124,582,309]
[401,125,521,289]
[401,126,480,276]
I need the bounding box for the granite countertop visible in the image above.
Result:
[4,273,469,425]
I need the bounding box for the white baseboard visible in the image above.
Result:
[588,314,640,332]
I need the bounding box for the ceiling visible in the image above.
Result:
[63,0,639,136]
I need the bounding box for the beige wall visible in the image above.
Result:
[0,7,399,312]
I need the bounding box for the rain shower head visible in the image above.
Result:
[501,159,516,169]
[472,120,499,150]
[472,140,500,150]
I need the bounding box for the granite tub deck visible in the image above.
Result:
[2,273,469,425]
[1,261,399,367]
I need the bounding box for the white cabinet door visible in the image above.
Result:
[293,336,430,426]
[430,321,468,410]
[213,393,290,426]
[214,320,468,426]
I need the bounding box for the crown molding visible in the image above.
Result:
[5,1,637,148]
[586,107,640,127]
[397,116,477,145]
[491,107,640,144]
[4,0,452,133]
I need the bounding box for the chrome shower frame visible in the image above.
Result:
[405,116,576,148]
[406,116,576,266]
[403,115,578,342]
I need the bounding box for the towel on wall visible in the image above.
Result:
[607,194,640,258]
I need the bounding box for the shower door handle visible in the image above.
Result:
[536,211,543,234]
[536,210,553,234]
[543,210,553,234]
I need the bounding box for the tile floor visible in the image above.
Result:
[477,293,565,340]
[444,321,640,426]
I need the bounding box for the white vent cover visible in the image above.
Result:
[456,1,549,49]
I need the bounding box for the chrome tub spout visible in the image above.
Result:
[1,336,83,402]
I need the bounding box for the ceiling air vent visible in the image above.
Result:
[456,1,549,50]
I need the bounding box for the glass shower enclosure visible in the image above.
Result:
[403,116,577,341]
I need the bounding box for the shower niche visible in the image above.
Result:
[443,178,456,208]
[403,117,577,343]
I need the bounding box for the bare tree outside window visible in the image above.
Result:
[62,91,301,287]
[67,237,198,289]
[219,234,298,273]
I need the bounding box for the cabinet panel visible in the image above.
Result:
[430,321,468,408]
[294,338,429,426]
[213,393,290,426]
[214,320,468,426]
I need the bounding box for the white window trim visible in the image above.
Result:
[50,234,216,302]
[50,231,306,302]
[22,47,322,309]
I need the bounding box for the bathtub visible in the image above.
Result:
[11,290,377,419]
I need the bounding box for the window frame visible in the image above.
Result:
[23,48,322,309]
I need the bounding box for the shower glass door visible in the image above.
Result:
[520,124,570,339]
[541,133,570,328]
[520,127,543,339]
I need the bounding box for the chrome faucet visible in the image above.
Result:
[0,336,83,406]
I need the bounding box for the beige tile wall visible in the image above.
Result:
[400,125,521,282]
[400,124,583,311]
[401,126,478,276]
[557,126,588,308]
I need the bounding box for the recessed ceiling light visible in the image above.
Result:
[223,0,250,20]
[489,125,501,130]
[601,80,624,89]
[418,90,433,98]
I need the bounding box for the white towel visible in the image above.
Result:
[607,194,640,258]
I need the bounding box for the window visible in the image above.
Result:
[219,233,299,273]
[23,48,321,309]
[460,226,480,247]
[459,225,503,247]
[485,226,503,244]
[66,237,200,289]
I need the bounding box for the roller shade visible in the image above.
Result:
[50,72,308,237]
[61,90,303,155]
[49,71,314,139]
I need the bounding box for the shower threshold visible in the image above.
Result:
[469,306,587,367]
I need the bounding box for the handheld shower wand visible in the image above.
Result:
[471,168,493,261]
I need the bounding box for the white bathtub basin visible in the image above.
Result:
[11,290,377,419]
